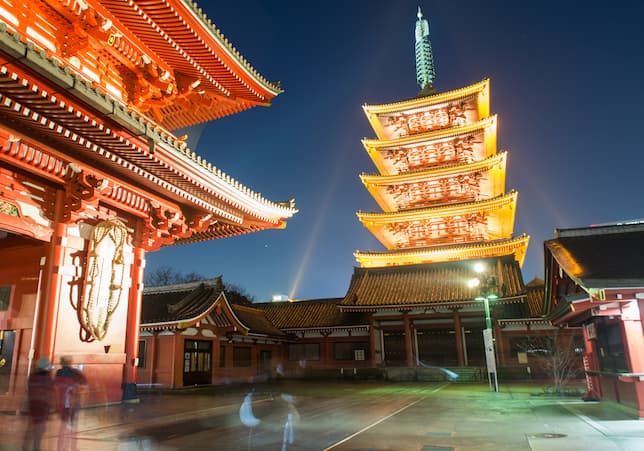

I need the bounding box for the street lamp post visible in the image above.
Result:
[468,263,499,392]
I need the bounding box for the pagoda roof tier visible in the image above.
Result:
[354,235,529,268]
[0,43,296,245]
[340,255,525,311]
[363,116,497,175]
[358,191,519,249]
[0,0,281,130]
[361,152,507,212]
[363,79,490,140]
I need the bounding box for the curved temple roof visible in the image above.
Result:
[0,2,297,242]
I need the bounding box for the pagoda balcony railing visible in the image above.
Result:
[395,193,480,210]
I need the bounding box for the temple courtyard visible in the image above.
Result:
[3,381,643,450]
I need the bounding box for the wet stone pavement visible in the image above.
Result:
[2,381,643,450]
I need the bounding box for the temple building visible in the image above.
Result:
[342,8,529,370]
[0,0,296,409]
[544,222,644,417]
[132,9,587,393]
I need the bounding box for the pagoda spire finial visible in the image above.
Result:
[415,6,436,95]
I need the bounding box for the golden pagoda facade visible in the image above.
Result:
[355,24,528,267]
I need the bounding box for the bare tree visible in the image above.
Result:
[519,330,583,395]
[224,283,255,304]
[145,265,179,286]
[145,267,256,304]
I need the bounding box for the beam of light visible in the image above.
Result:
[289,157,344,299]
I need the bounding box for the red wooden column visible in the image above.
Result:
[454,313,465,366]
[621,300,644,416]
[369,316,377,366]
[582,323,601,400]
[123,222,146,392]
[404,314,415,367]
[38,189,67,362]
[494,321,505,365]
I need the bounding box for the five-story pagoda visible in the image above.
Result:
[340,8,529,370]
[355,8,528,268]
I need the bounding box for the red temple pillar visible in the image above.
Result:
[369,316,377,365]
[38,189,67,363]
[622,301,644,372]
[404,315,415,367]
[123,223,146,395]
[621,300,644,416]
[582,323,601,401]
[494,321,505,366]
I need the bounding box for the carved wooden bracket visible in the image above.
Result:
[43,164,107,222]
[142,204,218,251]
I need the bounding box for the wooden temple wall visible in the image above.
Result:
[138,331,290,388]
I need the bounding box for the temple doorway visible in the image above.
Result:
[417,328,458,366]
[383,330,406,366]
[183,339,213,386]
[464,327,485,366]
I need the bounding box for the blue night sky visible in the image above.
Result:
[146,1,644,301]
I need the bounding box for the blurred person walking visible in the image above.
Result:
[22,357,54,451]
[54,356,87,451]
[280,393,299,451]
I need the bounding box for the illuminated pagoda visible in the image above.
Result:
[340,8,530,370]
[0,0,296,409]
[355,8,528,268]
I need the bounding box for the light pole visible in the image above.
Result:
[468,262,499,392]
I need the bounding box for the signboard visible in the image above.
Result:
[483,328,497,374]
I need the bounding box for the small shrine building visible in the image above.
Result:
[545,223,644,417]
[0,0,296,409]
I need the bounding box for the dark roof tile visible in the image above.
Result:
[255,298,369,329]
[141,278,223,326]
[341,256,525,308]
[546,224,644,287]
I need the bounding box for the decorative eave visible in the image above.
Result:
[363,79,490,140]
[15,0,282,129]
[359,191,516,223]
[141,290,226,331]
[0,32,296,238]
[361,152,507,212]
[497,317,552,327]
[362,116,497,175]
[363,115,496,150]
[176,0,282,96]
[339,295,525,313]
[357,192,518,249]
[283,325,370,334]
[98,0,281,100]
[354,235,530,268]
[361,151,506,185]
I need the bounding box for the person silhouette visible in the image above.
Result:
[54,356,87,451]
[22,357,54,451]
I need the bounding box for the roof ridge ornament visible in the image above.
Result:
[415,6,436,96]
